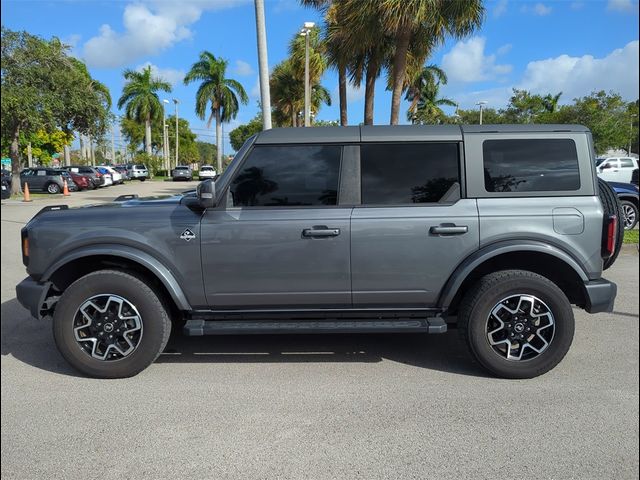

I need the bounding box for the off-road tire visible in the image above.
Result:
[598,178,624,270]
[458,270,575,379]
[53,270,171,378]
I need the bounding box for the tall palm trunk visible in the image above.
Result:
[144,117,152,156]
[215,108,222,173]
[79,135,85,162]
[338,63,348,126]
[10,126,22,195]
[389,28,411,125]
[291,107,297,128]
[364,59,379,125]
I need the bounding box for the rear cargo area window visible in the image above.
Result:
[360,143,460,205]
[483,139,580,192]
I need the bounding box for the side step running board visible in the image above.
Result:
[183,318,447,336]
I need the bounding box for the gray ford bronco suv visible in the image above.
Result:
[16,125,621,379]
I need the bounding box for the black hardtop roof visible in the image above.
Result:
[253,124,589,144]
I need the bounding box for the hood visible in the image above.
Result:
[608,182,639,194]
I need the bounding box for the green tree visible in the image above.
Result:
[117,66,172,156]
[408,80,456,124]
[184,51,248,173]
[196,141,217,166]
[1,28,111,193]
[404,64,449,121]
[165,116,198,165]
[23,129,73,165]
[229,117,263,151]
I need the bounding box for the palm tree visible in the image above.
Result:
[184,52,248,172]
[117,66,171,156]
[408,81,456,125]
[543,92,563,113]
[384,0,484,125]
[403,64,448,120]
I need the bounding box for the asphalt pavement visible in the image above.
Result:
[1,181,638,479]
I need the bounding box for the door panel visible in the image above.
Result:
[201,208,352,308]
[351,200,479,307]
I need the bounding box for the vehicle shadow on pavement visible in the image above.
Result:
[1,297,488,378]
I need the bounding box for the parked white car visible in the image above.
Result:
[101,166,123,184]
[596,156,639,183]
[198,165,217,180]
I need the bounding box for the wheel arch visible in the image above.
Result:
[439,241,590,314]
[42,246,191,312]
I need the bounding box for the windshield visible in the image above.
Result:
[134,164,146,169]
[215,137,254,188]
[595,158,606,166]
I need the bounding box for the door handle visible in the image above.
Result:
[302,226,340,238]
[429,225,468,235]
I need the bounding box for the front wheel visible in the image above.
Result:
[46,182,61,194]
[458,270,574,379]
[621,200,638,230]
[52,270,171,378]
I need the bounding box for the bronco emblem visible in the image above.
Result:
[180,228,196,242]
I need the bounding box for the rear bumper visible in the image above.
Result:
[583,279,617,313]
[16,277,52,319]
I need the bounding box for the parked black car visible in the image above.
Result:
[1,169,10,199]
[20,168,79,194]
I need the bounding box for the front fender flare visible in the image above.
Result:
[41,244,191,311]
[437,240,590,309]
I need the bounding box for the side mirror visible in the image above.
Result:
[197,179,216,208]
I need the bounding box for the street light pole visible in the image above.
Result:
[629,113,637,155]
[476,101,488,125]
[162,99,170,171]
[173,99,179,169]
[300,22,315,127]
[254,0,272,130]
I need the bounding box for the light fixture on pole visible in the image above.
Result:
[162,99,170,171]
[476,101,488,125]
[173,99,179,170]
[300,21,315,127]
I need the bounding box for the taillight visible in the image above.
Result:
[602,214,617,258]
[21,228,29,265]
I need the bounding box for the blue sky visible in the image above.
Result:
[2,0,639,153]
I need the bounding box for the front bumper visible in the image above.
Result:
[583,279,617,313]
[16,277,53,319]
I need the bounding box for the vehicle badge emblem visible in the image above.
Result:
[180,228,196,242]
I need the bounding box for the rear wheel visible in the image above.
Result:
[620,200,638,230]
[458,270,574,379]
[53,270,171,378]
[46,182,61,194]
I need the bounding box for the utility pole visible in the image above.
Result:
[111,123,116,164]
[173,99,179,169]
[254,0,272,130]
[476,101,488,125]
[27,143,33,168]
[300,22,315,127]
[163,99,170,171]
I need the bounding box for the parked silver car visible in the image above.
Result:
[172,165,193,181]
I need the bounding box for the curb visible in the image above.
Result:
[621,243,639,254]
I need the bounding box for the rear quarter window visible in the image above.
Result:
[483,139,580,192]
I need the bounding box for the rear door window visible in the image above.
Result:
[360,143,460,204]
[483,139,580,192]
[230,145,341,207]
[620,158,635,168]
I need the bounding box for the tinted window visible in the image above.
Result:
[483,139,580,192]
[620,158,634,167]
[230,145,341,207]
[360,143,460,204]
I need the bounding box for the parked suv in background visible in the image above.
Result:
[17,125,620,379]
[20,168,78,194]
[126,164,148,181]
[172,165,193,181]
[596,156,639,183]
[198,165,216,180]
[609,181,639,230]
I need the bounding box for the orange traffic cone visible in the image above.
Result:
[22,182,32,202]
[63,179,70,196]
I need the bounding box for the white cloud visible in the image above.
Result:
[442,37,512,83]
[233,60,254,76]
[607,0,637,11]
[446,41,640,109]
[570,1,585,10]
[519,40,639,100]
[81,0,250,68]
[136,62,185,86]
[521,2,553,15]
[496,43,512,55]
[494,0,508,17]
